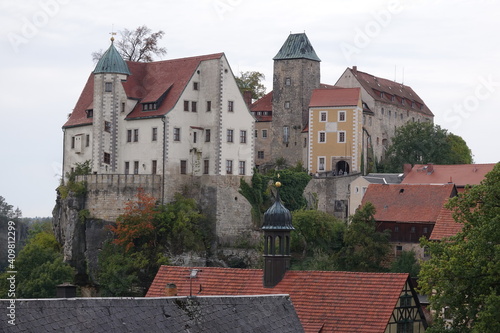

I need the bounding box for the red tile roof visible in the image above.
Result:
[64,53,224,128]
[346,67,433,117]
[402,163,496,188]
[309,87,361,107]
[361,184,456,223]
[429,204,463,241]
[147,266,411,333]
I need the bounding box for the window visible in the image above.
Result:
[151,160,157,174]
[227,129,234,143]
[257,151,264,159]
[104,121,111,133]
[104,152,111,164]
[338,131,346,143]
[173,128,180,141]
[423,227,428,234]
[86,109,93,118]
[127,130,132,142]
[284,101,290,109]
[180,160,187,174]
[239,161,246,175]
[133,161,139,174]
[381,108,385,115]
[410,226,416,233]
[226,160,233,174]
[400,294,412,308]
[191,101,197,112]
[283,126,289,144]
[285,77,291,85]
[318,157,325,171]
[320,112,327,122]
[121,102,125,113]
[152,128,157,141]
[71,136,75,149]
[339,111,346,122]
[240,130,247,143]
[228,100,234,112]
[397,321,413,333]
[133,129,139,142]
[206,101,211,112]
[193,82,199,90]
[395,226,400,233]
[184,101,189,111]
[85,134,90,147]
[193,131,197,143]
[255,130,258,138]
[319,131,326,143]
[203,159,209,174]
[205,129,211,142]
[142,102,157,111]
[105,82,112,92]
[125,162,129,175]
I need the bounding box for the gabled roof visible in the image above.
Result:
[93,41,131,75]
[361,184,456,223]
[309,87,360,107]
[147,266,412,333]
[250,91,273,121]
[402,163,496,189]
[429,204,463,241]
[273,33,321,62]
[0,295,303,333]
[64,53,224,128]
[340,67,433,117]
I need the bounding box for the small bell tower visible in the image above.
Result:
[262,179,294,288]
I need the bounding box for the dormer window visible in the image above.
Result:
[142,102,157,111]
[86,109,93,118]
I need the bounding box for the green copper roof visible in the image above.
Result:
[94,41,131,75]
[262,190,294,230]
[273,33,321,62]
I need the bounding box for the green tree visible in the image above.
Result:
[271,169,311,212]
[239,170,271,227]
[92,25,167,63]
[235,71,267,100]
[335,202,391,272]
[291,209,345,270]
[0,231,74,298]
[419,163,500,332]
[383,122,473,172]
[390,250,420,278]
[0,196,21,223]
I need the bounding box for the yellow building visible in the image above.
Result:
[308,88,362,175]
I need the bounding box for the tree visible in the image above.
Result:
[0,196,21,223]
[235,71,267,100]
[290,209,345,270]
[335,202,391,272]
[0,231,74,298]
[419,163,500,332]
[383,122,473,172]
[92,25,167,63]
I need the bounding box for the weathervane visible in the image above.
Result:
[109,24,116,42]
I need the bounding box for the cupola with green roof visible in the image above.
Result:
[93,38,131,75]
[273,33,321,62]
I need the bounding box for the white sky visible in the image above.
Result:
[1,0,499,217]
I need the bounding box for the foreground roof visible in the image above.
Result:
[147,266,411,333]
[362,183,456,223]
[309,87,361,107]
[0,295,302,333]
[402,163,496,189]
[64,53,224,128]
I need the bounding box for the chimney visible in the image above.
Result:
[165,283,178,296]
[56,283,77,298]
[243,90,252,107]
[426,163,434,174]
[403,163,412,178]
[352,66,357,73]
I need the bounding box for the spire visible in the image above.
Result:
[93,38,131,75]
[273,33,321,62]
[262,182,294,230]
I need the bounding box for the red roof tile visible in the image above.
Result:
[250,91,273,112]
[64,53,224,128]
[361,184,456,223]
[309,88,361,107]
[402,163,496,188]
[147,266,411,333]
[348,67,433,117]
[429,204,463,241]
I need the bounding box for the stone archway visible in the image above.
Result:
[336,160,350,175]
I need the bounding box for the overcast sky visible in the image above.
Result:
[1,0,499,217]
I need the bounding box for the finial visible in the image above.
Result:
[110,24,116,43]
[275,173,281,188]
